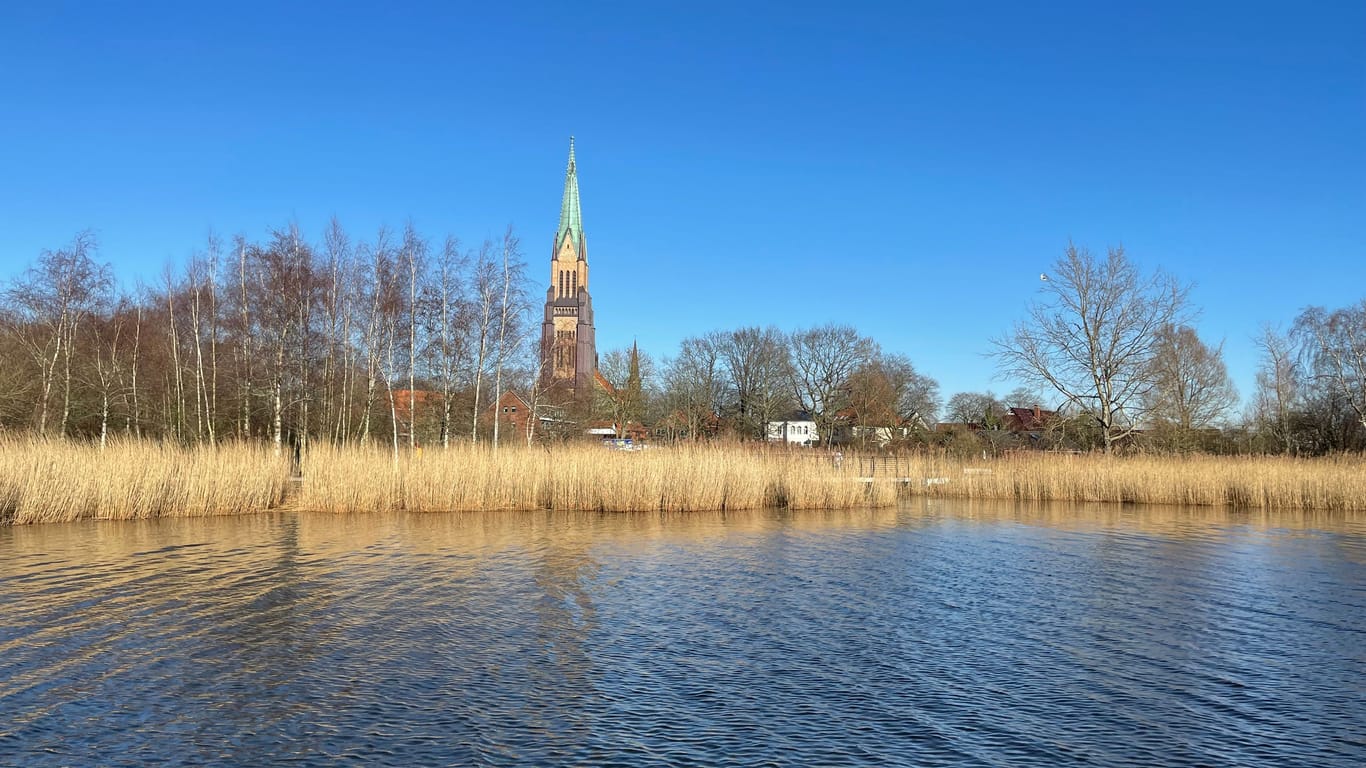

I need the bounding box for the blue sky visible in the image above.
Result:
[2,1,1363,409]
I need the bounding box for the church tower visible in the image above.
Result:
[540,137,596,394]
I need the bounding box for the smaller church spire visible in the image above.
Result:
[625,339,643,423]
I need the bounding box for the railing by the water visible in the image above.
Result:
[852,454,915,479]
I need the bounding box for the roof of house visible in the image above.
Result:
[593,369,616,395]
[486,390,531,413]
[1004,406,1056,432]
[767,410,816,423]
[391,390,443,417]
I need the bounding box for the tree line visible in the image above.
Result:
[987,243,1366,454]
[0,223,531,455]
[3,231,1363,455]
[623,324,940,446]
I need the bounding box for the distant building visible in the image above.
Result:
[390,390,442,443]
[585,420,650,442]
[1004,405,1056,434]
[831,406,930,447]
[838,422,922,448]
[488,391,533,439]
[766,417,819,445]
[540,137,597,396]
[936,406,1056,436]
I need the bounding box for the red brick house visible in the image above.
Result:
[488,391,534,439]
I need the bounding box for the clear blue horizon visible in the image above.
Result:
[3,1,1363,413]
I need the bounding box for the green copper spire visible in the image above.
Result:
[555,137,584,258]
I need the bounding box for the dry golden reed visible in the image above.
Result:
[294,443,894,514]
[903,451,1366,512]
[5,437,1365,525]
[0,437,290,525]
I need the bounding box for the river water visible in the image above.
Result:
[1,501,1362,767]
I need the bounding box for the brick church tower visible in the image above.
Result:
[540,137,596,394]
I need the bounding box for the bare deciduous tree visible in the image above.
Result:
[1144,324,1237,445]
[1294,301,1366,432]
[232,236,253,439]
[1003,387,1047,411]
[717,326,791,440]
[3,231,110,438]
[429,235,469,448]
[661,333,724,441]
[946,391,1006,429]
[1249,324,1300,453]
[468,239,499,442]
[186,241,219,444]
[598,343,655,434]
[846,352,939,446]
[247,225,316,454]
[787,323,875,447]
[490,226,527,450]
[401,223,429,448]
[357,229,395,446]
[88,296,130,448]
[320,218,354,444]
[992,243,1190,453]
[0,322,34,427]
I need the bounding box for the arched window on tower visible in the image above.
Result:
[571,271,577,296]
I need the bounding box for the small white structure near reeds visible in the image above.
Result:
[766,419,819,446]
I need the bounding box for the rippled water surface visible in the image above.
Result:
[2,501,1364,766]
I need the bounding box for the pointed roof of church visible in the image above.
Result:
[555,137,584,257]
[627,340,640,386]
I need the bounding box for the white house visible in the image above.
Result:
[765,419,819,445]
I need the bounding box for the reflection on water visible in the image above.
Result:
[1,502,1363,767]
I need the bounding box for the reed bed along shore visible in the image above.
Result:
[295,443,894,514]
[899,452,1366,512]
[4,438,1365,525]
[0,438,290,525]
